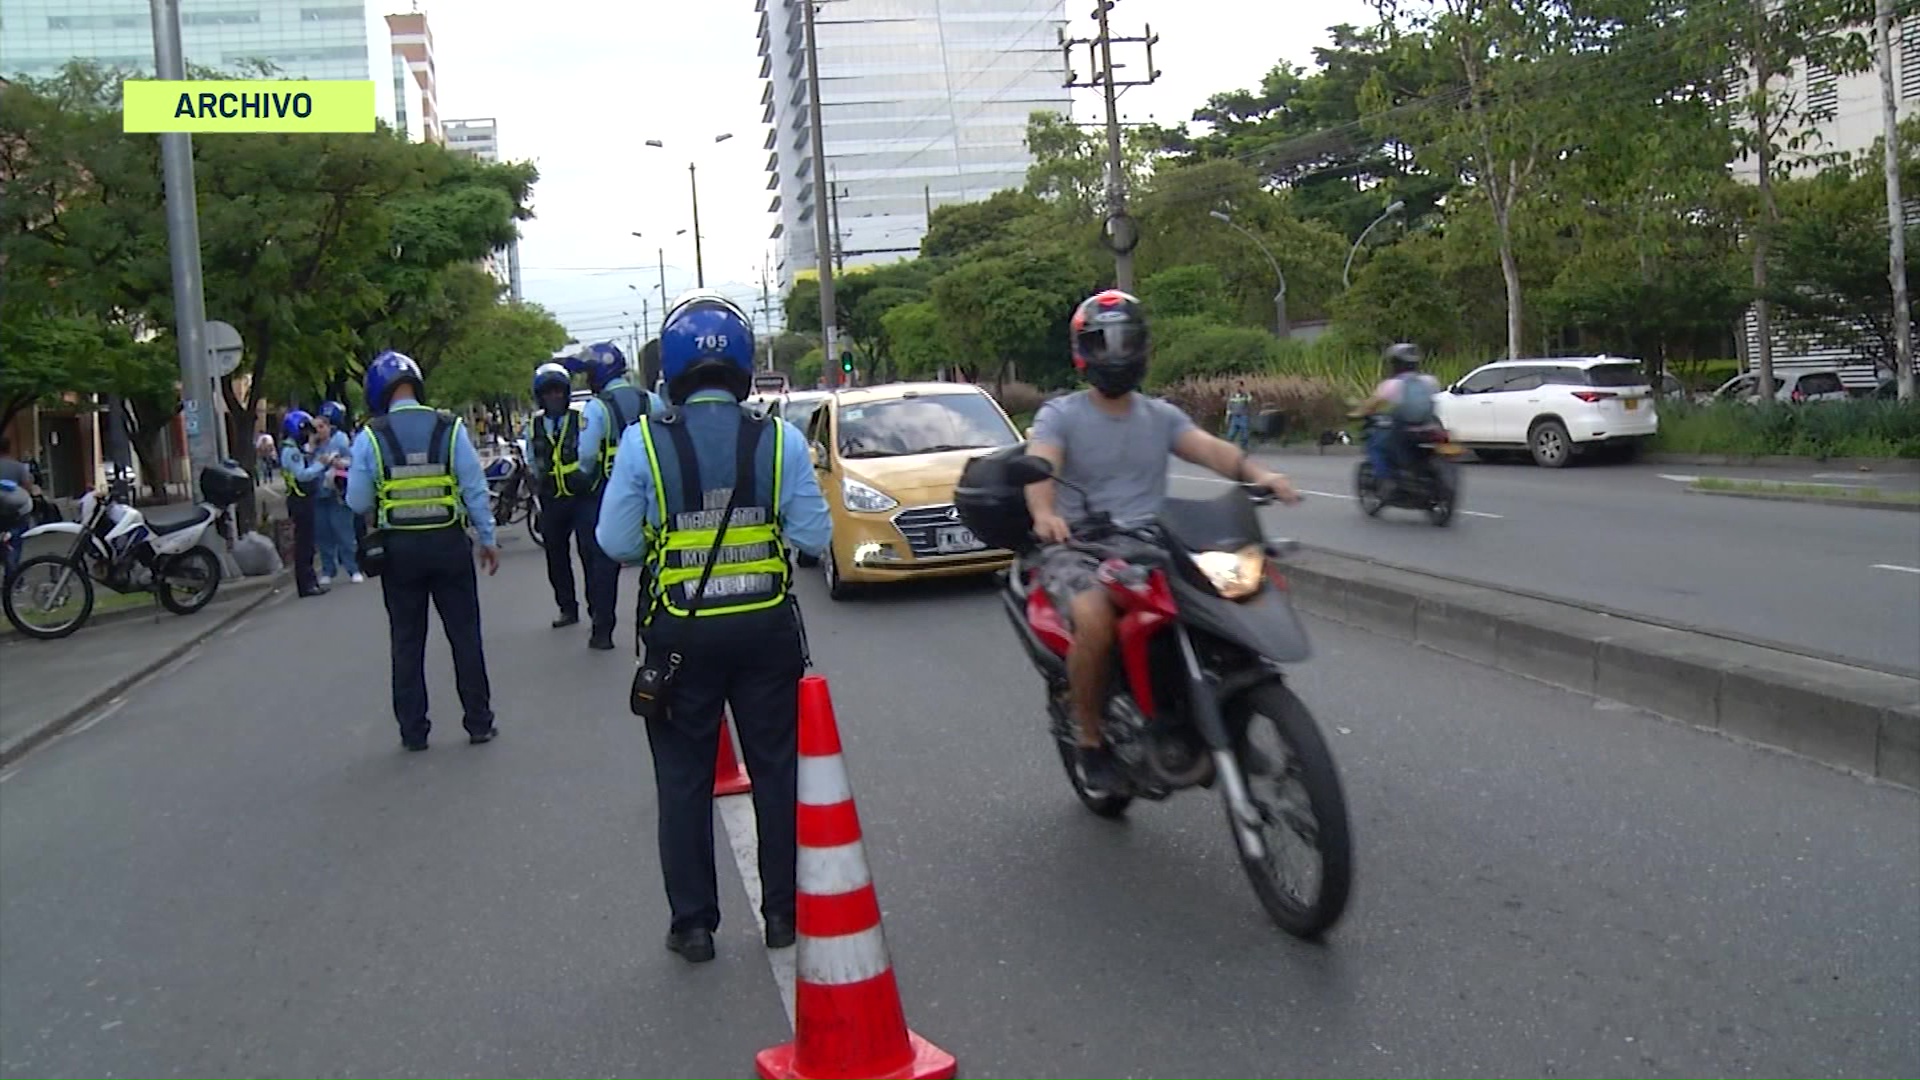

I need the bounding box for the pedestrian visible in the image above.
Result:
[575,340,653,652]
[312,401,363,585]
[279,410,330,598]
[528,361,594,628]
[254,430,278,485]
[1226,380,1253,450]
[596,291,832,964]
[345,350,501,752]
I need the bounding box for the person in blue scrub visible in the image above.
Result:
[574,341,653,651]
[596,291,831,965]
[345,350,501,753]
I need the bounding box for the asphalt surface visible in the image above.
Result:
[1221,451,1920,674]
[2,537,1916,1078]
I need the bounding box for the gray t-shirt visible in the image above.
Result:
[0,456,29,488]
[1031,390,1197,528]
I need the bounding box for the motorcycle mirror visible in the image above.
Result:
[1005,455,1055,486]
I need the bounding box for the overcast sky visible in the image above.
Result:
[368,0,1380,347]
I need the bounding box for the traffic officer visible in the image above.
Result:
[278,409,330,598]
[575,341,652,651]
[528,361,592,628]
[597,291,831,964]
[345,350,502,752]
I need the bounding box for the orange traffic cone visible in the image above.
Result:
[755,676,957,1080]
[714,712,753,798]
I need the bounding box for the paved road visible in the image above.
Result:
[2,541,1915,1078]
[1215,451,1920,673]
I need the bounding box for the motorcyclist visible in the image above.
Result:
[1026,290,1302,796]
[1351,342,1442,495]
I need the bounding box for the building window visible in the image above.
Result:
[302,6,362,19]
[183,10,263,26]
[1903,16,1919,101]
[1805,60,1838,118]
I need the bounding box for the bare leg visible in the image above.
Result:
[1068,589,1118,747]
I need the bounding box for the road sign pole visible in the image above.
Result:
[151,0,220,497]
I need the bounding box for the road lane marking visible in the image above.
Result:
[1175,471,1502,517]
[1461,510,1505,519]
[1657,473,1701,483]
[1872,563,1920,575]
[717,789,798,1029]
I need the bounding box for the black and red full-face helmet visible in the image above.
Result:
[1070,289,1149,396]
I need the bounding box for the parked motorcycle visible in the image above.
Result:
[1354,415,1463,527]
[956,448,1353,939]
[3,463,250,640]
[485,439,544,548]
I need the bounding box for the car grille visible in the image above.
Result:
[892,503,984,558]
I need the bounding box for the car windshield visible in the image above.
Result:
[837,394,1016,459]
[783,398,825,434]
[1585,363,1648,387]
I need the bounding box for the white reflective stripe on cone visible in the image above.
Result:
[798,839,874,896]
[797,924,892,987]
[797,754,853,806]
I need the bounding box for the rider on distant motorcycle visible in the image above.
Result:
[1352,343,1442,496]
[1026,290,1302,796]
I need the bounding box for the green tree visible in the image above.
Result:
[431,300,570,410]
[1139,264,1237,323]
[880,300,946,378]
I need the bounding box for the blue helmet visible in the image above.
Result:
[282,409,315,441]
[660,291,755,401]
[579,341,628,393]
[318,400,348,428]
[532,361,572,399]
[365,350,424,416]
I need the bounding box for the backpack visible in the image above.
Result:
[1392,373,1437,424]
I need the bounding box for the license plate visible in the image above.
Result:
[1624,398,1639,410]
[934,525,983,554]
[1434,443,1465,456]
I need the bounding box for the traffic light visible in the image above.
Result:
[840,352,854,373]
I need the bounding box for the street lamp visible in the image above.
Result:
[644,133,734,288]
[1343,200,1407,289]
[1209,210,1289,339]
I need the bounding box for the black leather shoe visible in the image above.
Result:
[469,727,499,745]
[552,611,579,628]
[763,914,796,950]
[299,586,330,598]
[587,633,615,651]
[402,739,428,752]
[666,928,716,963]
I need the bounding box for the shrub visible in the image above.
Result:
[982,379,1049,418]
[1654,399,1920,458]
[1159,374,1349,440]
[1148,321,1283,389]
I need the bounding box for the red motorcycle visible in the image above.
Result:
[957,449,1353,938]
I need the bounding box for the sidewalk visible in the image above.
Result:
[0,571,288,766]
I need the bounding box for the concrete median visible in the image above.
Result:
[1279,546,1920,788]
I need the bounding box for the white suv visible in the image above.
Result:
[1435,357,1659,468]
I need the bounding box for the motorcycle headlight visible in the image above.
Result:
[1189,545,1266,600]
[841,477,898,513]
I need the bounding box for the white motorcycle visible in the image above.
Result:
[3,463,250,640]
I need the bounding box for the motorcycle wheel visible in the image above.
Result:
[1225,680,1353,939]
[1054,739,1132,818]
[156,547,222,615]
[1426,461,1459,528]
[4,555,96,640]
[1355,462,1385,517]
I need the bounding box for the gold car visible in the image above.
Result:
[801,382,1022,599]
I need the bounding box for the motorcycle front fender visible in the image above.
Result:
[21,521,82,540]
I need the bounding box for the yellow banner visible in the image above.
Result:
[123,80,376,133]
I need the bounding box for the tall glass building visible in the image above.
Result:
[0,0,371,82]
[758,0,1070,288]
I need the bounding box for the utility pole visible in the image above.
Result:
[760,259,775,366]
[689,163,706,288]
[1749,0,1778,405]
[1064,3,1159,292]
[829,167,846,275]
[657,247,669,311]
[802,0,841,386]
[150,0,220,494]
[924,183,933,223]
[1878,0,1914,401]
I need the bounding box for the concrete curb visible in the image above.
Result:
[1258,445,1920,472]
[0,571,291,768]
[1277,547,1920,789]
[0,572,286,641]
[1683,486,1920,513]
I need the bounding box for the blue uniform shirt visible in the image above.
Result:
[345,401,498,546]
[578,377,644,488]
[595,389,831,565]
[315,429,352,500]
[280,442,327,491]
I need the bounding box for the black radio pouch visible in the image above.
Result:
[627,414,758,720]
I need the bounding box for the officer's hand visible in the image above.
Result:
[1033,511,1071,545]
[477,544,500,576]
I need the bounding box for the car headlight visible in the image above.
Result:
[1189,545,1266,600]
[841,477,898,513]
